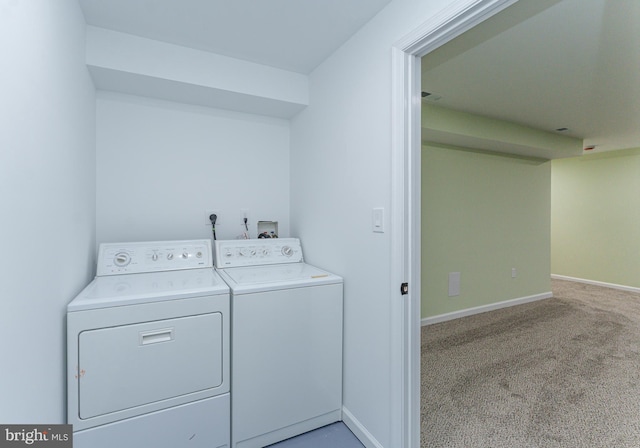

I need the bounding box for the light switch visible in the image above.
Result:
[372,208,384,233]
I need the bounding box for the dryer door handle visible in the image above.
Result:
[139,328,174,345]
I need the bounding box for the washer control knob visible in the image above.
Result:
[182,252,188,259]
[282,246,293,257]
[225,250,233,258]
[151,253,159,261]
[167,253,174,260]
[114,252,131,267]
[196,251,203,258]
[250,249,257,256]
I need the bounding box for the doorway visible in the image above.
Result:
[397,0,637,445]
[391,1,525,446]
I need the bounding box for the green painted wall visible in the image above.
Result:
[421,144,552,319]
[551,148,640,288]
[422,104,582,158]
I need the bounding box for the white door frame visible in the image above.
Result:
[390,1,522,446]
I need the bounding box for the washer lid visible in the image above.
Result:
[68,268,229,311]
[219,263,342,294]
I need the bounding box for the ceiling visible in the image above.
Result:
[78,0,391,74]
[422,0,640,154]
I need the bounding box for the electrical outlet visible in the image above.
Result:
[512,268,517,278]
[206,210,220,226]
[240,209,250,229]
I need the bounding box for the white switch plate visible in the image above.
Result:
[372,207,384,233]
[512,268,517,278]
[448,272,460,297]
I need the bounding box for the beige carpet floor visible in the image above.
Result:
[421,279,640,448]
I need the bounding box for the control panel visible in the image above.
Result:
[214,238,303,268]
[97,240,212,276]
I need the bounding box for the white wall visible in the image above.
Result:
[0,0,96,422]
[96,92,290,245]
[289,0,461,446]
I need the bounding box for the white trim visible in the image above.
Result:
[421,292,552,326]
[391,1,524,446]
[342,406,384,448]
[551,274,640,294]
[389,45,420,448]
[395,0,521,56]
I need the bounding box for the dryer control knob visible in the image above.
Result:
[282,246,293,257]
[114,252,131,267]
[167,253,174,260]
[182,252,188,259]
[151,253,159,261]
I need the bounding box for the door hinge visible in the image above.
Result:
[400,282,409,295]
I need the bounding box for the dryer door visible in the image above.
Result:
[78,313,222,419]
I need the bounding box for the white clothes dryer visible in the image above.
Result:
[67,240,230,448]
[214,238,343,448]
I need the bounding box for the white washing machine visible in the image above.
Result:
[67,240,230,448]
[214,238,343,448]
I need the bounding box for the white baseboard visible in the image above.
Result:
[421,292,553,326]
[551,274,640,294]
[342,406,384,448]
